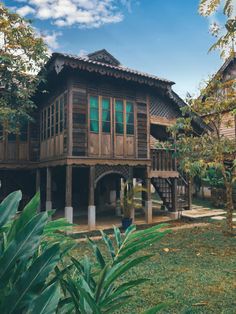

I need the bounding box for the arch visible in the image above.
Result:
[95,170,126,187]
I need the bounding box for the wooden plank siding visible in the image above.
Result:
[70,75,149,161]
[219,111,236,140]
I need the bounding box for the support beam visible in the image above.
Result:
[88,166,96,230]
[46,167,52,211]
[144,167,152,224]
[35,169,41,211]
[171,178,178,212]
[65,165,73,223]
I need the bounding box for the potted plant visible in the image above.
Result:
[121,180,146,230]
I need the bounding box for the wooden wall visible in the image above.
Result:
[219,112,236,140]
[70,73,150,159]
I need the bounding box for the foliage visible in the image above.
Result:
[199,0,236,57]
[0,191,73,313]
[0,3,48,134]
[121,180,146,219]
[202,167,225,188]
[58,224,169,313]
[169,75,236,234]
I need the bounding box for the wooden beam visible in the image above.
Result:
[150,170,179,178]
[89,166,95,206]
[46,167,52,202]
[150,115,176,126]
[65,165,72,207]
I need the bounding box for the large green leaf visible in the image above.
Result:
[7,192,40,245]
[0,190,22,228]
[1,244,60,314]
[0,212,48,286]
[26,283,60,314]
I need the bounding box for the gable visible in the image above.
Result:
[87,49,120,66]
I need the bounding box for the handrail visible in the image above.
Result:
[150,148,177,172]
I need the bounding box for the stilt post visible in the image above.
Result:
[88,166,96,230]
[46,167,52,212]
[35,169,41,211]
[65,165,73,223]
[144,167,152,224]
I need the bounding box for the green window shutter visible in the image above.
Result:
[90,96,99,133]
[126,102,134,135]
[115,100,124,134]
[102,98,110,133]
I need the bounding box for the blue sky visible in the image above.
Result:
[4,0,225,98]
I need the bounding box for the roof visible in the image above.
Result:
[216,52,236,77]
[48,49,175,87]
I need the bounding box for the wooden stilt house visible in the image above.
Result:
[0,49,205,228]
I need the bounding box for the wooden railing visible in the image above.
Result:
[151,148,177,172]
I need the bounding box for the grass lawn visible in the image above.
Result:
[73,222,236,314]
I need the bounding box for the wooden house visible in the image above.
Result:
[0,49,205,228]
[211,53,236,139]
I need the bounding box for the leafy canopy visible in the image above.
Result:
[199,0,236,57]
[0,3,48,134]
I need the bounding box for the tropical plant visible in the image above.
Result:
[199,0,236,57]
[0,3,48,135]
[169,75,236,235]
[0,190,73,313]
[58,224,169,313]
[122,180,146,219]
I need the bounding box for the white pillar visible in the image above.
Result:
[88,205,96,230]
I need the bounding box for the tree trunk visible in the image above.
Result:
[225,182,234,235]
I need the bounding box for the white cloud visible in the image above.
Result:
[16,5,36,16]
[14,0,131,28]
[41,31,62,50]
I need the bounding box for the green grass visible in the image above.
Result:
[73,223,236,314]
[192,197,221,209]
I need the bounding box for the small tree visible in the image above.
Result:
[170,76,236,235]
[0,4,48,134]
[199,0,236,58]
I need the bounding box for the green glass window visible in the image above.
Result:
[102,98,110,133]
[90,96,99,133]
[126,102,134,135]
[115,100,124,134]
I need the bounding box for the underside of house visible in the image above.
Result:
[0,49,206,229]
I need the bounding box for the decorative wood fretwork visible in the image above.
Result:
[94,165,130,186]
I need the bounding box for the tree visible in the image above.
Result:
[0,3,48,134]
[170,76,236,235]
[199,0,236,58]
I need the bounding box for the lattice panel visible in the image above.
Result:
[95,165,130,185]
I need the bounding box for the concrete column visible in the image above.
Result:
[46,167,52,211]
[88,166,96,230]
[110,190,116,206]
[65,165,73,223]
[35,169,41,211]
[115,179,121,216]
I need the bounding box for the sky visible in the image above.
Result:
[3,0,226,98]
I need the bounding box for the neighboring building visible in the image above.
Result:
[0,49,205,228]
[210,53,236,139]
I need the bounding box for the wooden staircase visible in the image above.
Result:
[150,148,190,211]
